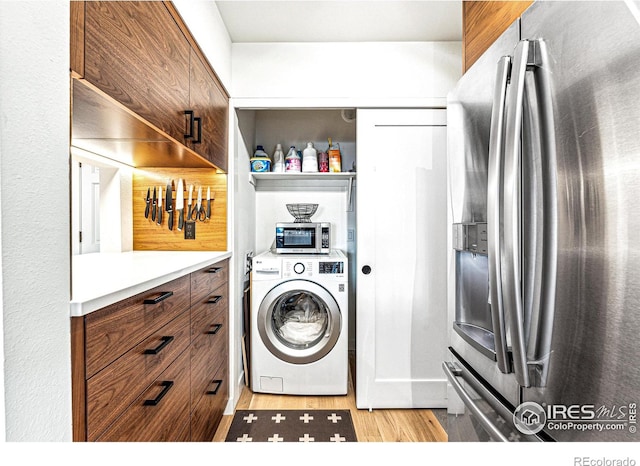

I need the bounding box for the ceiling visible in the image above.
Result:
[215,0,462,43]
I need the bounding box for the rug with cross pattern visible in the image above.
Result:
[225,410,357,442]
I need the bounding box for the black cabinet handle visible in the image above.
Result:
[206,379,223,395]
[207,267,222,274]
[362,265,372,275]
[207,324,222,335]
[143,336,174,355]
[193,116,202,144]
[184,110,194,139]
[144,291,173,305]
[143,380,174,406]
[207,295,223,304]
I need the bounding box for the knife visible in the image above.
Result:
[144,188,151,219]
[186,184,194,220]
[176,179,184,231]
[206,186,212,220]
[151,187,157,222]
[157,186,163,225]
[196,186,203,219]
[165,180,174,231]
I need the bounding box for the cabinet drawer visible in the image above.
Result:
[191,320,227,409]
[86,310,190,441]
[191,260,228,304]
[190,352,228,442]
[96,349,191,442]
[85,275,190,377]
[191,285,227,339]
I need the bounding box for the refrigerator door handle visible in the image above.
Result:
[521,39,558,388]
[502,40,538,388]
[443,362,509,442]
[487,55,512,374]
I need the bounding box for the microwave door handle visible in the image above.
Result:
[487,55,512,374]
[443,362,509,442]
[503,40,536,388]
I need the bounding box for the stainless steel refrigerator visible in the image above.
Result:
[444,1,640,442]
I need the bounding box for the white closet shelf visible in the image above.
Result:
[249,172,356,188]
[249,172,356,212]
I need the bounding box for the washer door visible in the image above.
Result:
[257,280,341,364]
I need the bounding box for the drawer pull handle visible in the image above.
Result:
[207,295,223,304]
[206,379,223,395]
[143,336,174,355]
[193,116,202,144]
[207,267,222,274]
[207,324,223,335]
[144,291,174,305]
[184,110,195,139]
[143,380,174,406]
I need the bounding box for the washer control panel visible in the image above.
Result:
[283,259,314,278]
[282,259,346,279]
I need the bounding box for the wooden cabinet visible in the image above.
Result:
[462,0,533,72]
[97,350,192,442]
[84,275,191,378]
[190,290,228,441]
[188,49,229,171]
[83,1,191,146]
[189,262,229,441]
[71,1,229,171]
[87,310,191,440]
[71,259,230,442]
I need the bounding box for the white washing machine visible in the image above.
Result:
[250,250,348,395]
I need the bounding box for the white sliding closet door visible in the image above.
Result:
[356,109,448,409]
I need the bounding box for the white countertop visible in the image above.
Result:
[70,250,232,316]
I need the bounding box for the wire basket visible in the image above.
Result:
[286,203,318,223]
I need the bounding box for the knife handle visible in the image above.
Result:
[206,201,211,219]
[157,208,163,225]
[168,210,174,231]
[178,210,184,231]
[145,202,150,219]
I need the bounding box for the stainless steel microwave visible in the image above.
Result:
[275,222,331,254]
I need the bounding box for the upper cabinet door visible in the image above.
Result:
[189,50,229,172]
[462,0,532,72]
[84,1,191,144]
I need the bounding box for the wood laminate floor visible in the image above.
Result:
[213,355,448,442]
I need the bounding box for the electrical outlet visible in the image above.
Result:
[184,221,196,240]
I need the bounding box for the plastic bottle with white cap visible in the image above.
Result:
[285,146,301,172]
[272,143,285,172]
[302,142,319,172]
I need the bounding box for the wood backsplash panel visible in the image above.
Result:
[133,168,227,251]
[463,0,533,72]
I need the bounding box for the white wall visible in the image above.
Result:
[232,41,461,104]
[255,190,351,253]
[0,1,71,441]
[172,0,233,92]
